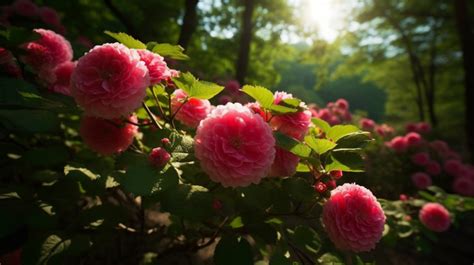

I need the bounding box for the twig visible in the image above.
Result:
[142,102,163,129]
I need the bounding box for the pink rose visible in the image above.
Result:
[452,177,474,196]
[12,0,38,17]
[404,132,422,147]
[416,122,431,134]
[335,98,349,110]
[411,152,430,166]
[39,7,60,26]
[79,115,138,155]
[316,109,331,121]
[136,49,169,85]
[268,147,299,177]
[425,161,441,176]
[270,92,311,140]
[323,183,385,252]
[194,103,275,187]
[430,140,450,153]
[411,172,432,189]
[171,89,212,128]
[46,61,76,96]
[225,80,241,95]
[21,28,72,72]
[419,203,451,232]
[405,123,417,133]
[149,147,171,169]
[0,48,21,78]
[72,43,150,119]
[387,136,407,152]
[444,159,463,177]
[360,118,375,130]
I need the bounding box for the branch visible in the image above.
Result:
[103,0,140,38]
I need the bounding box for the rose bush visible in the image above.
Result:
[0,17,473,265]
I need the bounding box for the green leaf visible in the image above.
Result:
[281,98,301,108]
[318,253,343,264]
[0,26,40,48]
[214,236,253,265]
[274,132,311,158]
[270,253,293,265]
[282,178,314,201]
[325,150,365,172]
[335,132,372,149]
[150,43,189,60]
[290,226,321,255]
[160,184,213,221]
[0,109,60,133]
[296,163,310,172]
[305,136,336,154]
[23,146,69,167]
[104,31,146,49]
[327,125,359,142]
[229,216,244,229]
[172,72,224,99]
[240,85,274,108]
[119,164,158,196]
[312,118,330,133]
[269,104,299,114]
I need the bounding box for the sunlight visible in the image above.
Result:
[300,0,345,42]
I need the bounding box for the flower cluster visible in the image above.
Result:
[310,98,352,125]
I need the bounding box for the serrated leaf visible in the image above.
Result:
[269,104,299,114]
[241,85,274,108]
[296,163,310,172]
[327,125,360,142]
[325,150,365,172]
[335,131,372,149]
[104,31,146,49]
[214,236,253,265]
[312,118,330,133]
[229,216,244,229]
[274,132,311,158]
[150,43,189,60]
[172,72,223,99]
[305,136,336,154]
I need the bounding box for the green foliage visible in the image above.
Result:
[147,42,189,60]
[104,31,146,49]
[241,85,275,108]
[214,236,254,265]
[172,72,224,99]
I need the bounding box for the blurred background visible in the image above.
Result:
[2,0,473,157]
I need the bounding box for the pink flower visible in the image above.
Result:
[268,147,299,177]
[12,0,38,17]
[218,95,232,105]
[452,177,474,196]
[335,98,349,110]
[411,152,431,166]
[387,136,407,152]
[430,140,450,153]
[444,159,463,177]
[225,80,241,95]
[171,89,212,128]
[149,147,171,169]
[405,123,417,133]
[72,43,150,119]
[360,118,375,130]
[399,194,408,201]
[316,109,331,121]
[330,170,343,179]
[79,115,138,155]
[245,102,267,121]
[411,172,432,189]
[419,203,451,232]
[425,161,441,175]
[270,92,311,140]
[136,49,169,85]
[417,122,431,134]
[194,103,275,187]
[39,7,60,26]
[0,48,21,78]
[405,132,422,147]
[328,115,341,126]
[323,183,385,252]
[46,61,76,96]
[21,29,72,72]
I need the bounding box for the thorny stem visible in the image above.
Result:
[142,102,163,130]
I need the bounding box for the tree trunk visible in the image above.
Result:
[178,0,199,50]
[235,0,255,84]
[454,0,474,161]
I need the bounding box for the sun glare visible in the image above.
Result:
[300,0,345,42]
